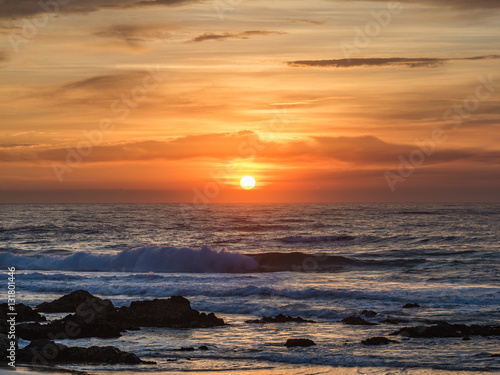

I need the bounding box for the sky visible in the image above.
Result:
[0,0,499,203]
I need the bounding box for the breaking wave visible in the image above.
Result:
[0,246,259,273]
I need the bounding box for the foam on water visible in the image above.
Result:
[0,245,258,273]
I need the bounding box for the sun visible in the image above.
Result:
[240,176,256,190]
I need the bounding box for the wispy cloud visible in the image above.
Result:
[187,30,286,43]
[0,0,199,19]
[286,19,327,25]
[94,24,171,48]
[287,55,500,69]
[2,131,498,168]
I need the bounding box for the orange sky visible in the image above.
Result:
[0,0,499,203]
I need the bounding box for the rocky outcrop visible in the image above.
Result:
[361,336,396,346]
[17,319,123,341]
[114,296,225,328]
[246,314,315,324]
[402,303,420,309]
[284,338,316,347]
[0,303,46,322]
[36,290,102,313]
[0,333,16,362]
[391,322,500,338]
[17,340,150,365]
[18,292,225,341]
[341,316,378,326]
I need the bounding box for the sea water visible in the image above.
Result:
[0,203,499,372]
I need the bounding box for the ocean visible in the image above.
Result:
[0,203,499,373]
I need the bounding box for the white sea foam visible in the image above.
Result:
[0,245,258,273]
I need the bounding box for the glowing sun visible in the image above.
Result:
[240,176,256,190]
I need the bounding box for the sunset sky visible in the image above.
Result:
[1,0,499,203]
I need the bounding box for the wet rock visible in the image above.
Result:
[17,339,149,365]
[17,318,122,341]
[0,303,46,322]
[199,345,209,350]
[402,303,420,309]
[36,290,107,313]
[382,318,409,324]
[361,336,396,346]
[178,347,195,351]
[0,333,16,361]
[360,310,378,318]
[341,316,379,326]
[284,338,316,347]
[391,322,500,338]
[115,296,225,328]
[246,314,315,324]
[462,336,471,341]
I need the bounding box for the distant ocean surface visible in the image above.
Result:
[0,203,499,373]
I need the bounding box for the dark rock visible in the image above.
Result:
[246,314,315,324]
[0,333,16,361]
[115,296,225,328]
[17,318,122,341]
[382,318,409,324]
[341,316,379,326]
[391,322,500,338]
[36,290,102,313]
[403,303,420,309]
[199,345,209,350]
[284,338,316,347]
[178,347,195,351]
[361,336,396,346]
[360,310,378,318]
[462,336,471,341]
[17,340,149,365]
[0,303,46,322]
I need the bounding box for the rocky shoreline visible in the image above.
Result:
[1,291,499,369]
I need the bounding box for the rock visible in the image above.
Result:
[36,290,105,313]
[0,303,46,322]
[382,318,409,324]
[246,314,315,324]
[341,316,379,326]
[178,347,195,351]
[403,303,420,309]
[17,318,122,341]
[115,296,225,328]
[199,345,209,350]
[361,337,396,346]
[462,336,471,341]
[391,322,500,338]
[285,338,316,347]
[0,333,16,361]
[360,310,378,318]
[17,340,149,365]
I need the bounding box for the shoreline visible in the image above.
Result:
[6,365,497,375]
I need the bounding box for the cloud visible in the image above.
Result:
[186,30,286,43]
[328,0,500,10]
[286,19,327,25]
[1,131,498,168]
[93,24,171,47]
[0,0,199,19]
[287,55,500,69]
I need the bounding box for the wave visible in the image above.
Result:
[0,245,259,273]
[279,235,355,243]
[0,246,364,273]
